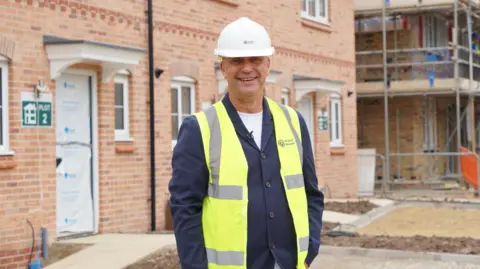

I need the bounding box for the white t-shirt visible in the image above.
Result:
[237,111,263,148]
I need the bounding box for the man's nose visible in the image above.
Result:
[240,61,254,72]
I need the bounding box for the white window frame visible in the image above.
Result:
[114,74,132,142]
[329,94,343,148]
[301,0,329,25]
[422,14,448,49]
[0,59,12,155]
[281,88,289,106]
[171,76,196,148]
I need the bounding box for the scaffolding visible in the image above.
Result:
[354,0,480,196]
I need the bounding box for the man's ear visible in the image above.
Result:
[266,57,271,68]
[220,59,227,77]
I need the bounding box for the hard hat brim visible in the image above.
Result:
[214,47,275,58]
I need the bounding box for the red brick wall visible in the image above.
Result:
[0,0,356,267]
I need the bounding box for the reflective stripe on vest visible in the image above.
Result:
[194,97,309,268]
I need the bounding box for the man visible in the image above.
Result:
[168,17,324,269]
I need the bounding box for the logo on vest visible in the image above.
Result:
[278,139,295,147]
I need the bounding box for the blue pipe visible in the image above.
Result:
[41,227,48,259]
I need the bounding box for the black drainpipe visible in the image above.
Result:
[147,0,158,232]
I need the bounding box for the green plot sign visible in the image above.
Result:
[317,110,328,132]
[21,92,53,128]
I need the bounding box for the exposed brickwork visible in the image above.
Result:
[358,96,459,181]
[0,0,356,267]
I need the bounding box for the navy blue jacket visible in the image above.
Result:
[168,94,324,269]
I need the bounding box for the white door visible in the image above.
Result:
[297,96,315,155]
[55,72,95,237]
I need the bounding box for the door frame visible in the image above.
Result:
[56,68,100,236]
[298,95,315,156]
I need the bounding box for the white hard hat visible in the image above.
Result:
[214,17,275,58]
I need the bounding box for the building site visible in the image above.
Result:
[355,0,480,196]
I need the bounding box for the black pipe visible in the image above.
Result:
[147,0,156,232]
[26,219,35,268]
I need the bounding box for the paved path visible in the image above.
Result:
[310,253,480,269]
[43,233,177,269]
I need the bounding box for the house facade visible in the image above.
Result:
[0,0,356,267]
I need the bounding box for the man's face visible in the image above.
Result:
[220,56,270,96]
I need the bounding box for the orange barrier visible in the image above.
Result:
[460,146,479,189]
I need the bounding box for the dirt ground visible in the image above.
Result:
[125,226,480,269]
[357,206,480,239]
[324,200,378,214]
[41,243,91,267]
[321,223,480,255]
[124,245,180,269]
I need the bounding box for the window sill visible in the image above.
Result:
[209,0,239,7]
[115,141,135,154]
[301,18,332,33]
[0,150,15,156]
[329,146,345,156]
[115,134,134,143]
[0,155,17,170]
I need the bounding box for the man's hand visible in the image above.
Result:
[305,262,309,269]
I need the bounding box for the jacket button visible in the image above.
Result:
[270,242,276,249]
[265,182,271,188]
[261,152,266,159]
[269,212,274,218]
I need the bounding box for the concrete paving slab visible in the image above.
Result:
[311,252,480,269]
[325,198,371,203]
[369,198,394,207]
[318,246,480,266]
[323,210,360,224]
[44,234,176,269]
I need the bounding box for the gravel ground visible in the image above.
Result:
[311,253,480,269]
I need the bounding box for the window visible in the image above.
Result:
[329,95,343,147]
[281,88,289,106]
[114,74,131,141]
[423,15,448,48]
[0,59,10,155]
[171,76,195,146]
[302,0,328,24]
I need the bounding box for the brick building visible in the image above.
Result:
[0,0,356,267]
[355,0,480,189]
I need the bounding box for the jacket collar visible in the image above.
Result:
[221,92,274,151]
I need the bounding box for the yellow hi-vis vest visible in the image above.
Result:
[193,96,309,269]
